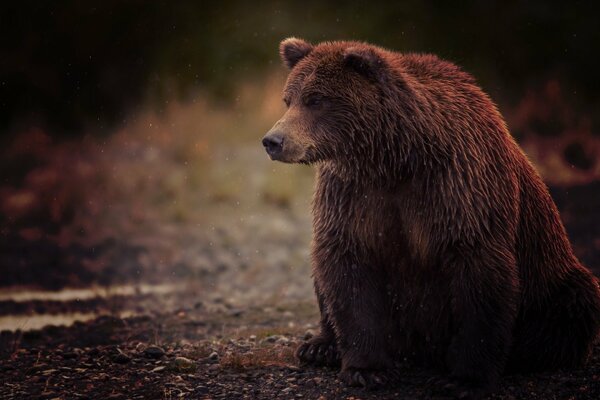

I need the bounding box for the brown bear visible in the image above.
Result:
[262,38,600,398]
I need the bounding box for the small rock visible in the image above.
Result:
[263,335,280,343]
[151,366,166,373]
[208,351,219,361]
[28,363,48,374]
[41,369,58,375]
[144,345,165,359]
[276,336,290,345]
[228,309,244,317]
[171,357,196,373]
[196,385,208,394]
[113,353,131,364]
[135,342,146,352]
[62,351,78,360]
[249,335,257,342]
[303,329,316,340]
[87,347,100,357]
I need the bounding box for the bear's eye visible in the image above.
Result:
[304,95,324,109]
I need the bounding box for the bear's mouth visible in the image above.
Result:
[273,147,312,164]
[264,140,318,165]
[296,146,320,165]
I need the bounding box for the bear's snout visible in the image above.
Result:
[262,133,284,158]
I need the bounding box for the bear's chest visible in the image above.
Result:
[313,169,435,267]
[320,186,416,259]
[347,192,401,244]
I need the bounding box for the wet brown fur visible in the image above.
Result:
[264,38,600,397]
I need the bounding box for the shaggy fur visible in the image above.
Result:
[262,38,600,398]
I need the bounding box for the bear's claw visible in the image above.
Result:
[339,367,394,390]
[427,376,490,399]
[295,336,340,367]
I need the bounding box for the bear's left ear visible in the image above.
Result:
[280,37,313,69]
[343,47,386,83]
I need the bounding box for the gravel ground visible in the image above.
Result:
[0,177,599,399]
[1,302,600,400]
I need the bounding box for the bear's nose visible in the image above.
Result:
[262,134,284,156]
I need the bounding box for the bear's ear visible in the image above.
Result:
[343,47,386,82]
[280,37,313,69]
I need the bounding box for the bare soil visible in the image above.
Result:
[1,299,600,400]
[1,173,599,399]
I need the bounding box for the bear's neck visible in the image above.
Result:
[318,158,408,190]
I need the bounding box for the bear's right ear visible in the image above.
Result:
[280,38,313,69]
[343,46,386,83]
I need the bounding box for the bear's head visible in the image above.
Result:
[262,38,396,169]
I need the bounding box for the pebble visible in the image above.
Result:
[276,336,290,345]
[208,351,219,361]
[228,309,244,317]
[303,329,316,340]
[144,345,165,359]
[41,369,58,375]
[113,353,131,364]
[263,335,279,343]
[171,357,197,373]
[62,351,78,360]
[195,385,208,393]
[87,347,100,357]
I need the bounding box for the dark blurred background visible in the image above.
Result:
[2,1,599,137]
[0,1,599,327]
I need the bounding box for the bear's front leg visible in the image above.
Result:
[437,245,519,399]
[296,281,340,367]
[315,256,394,389]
